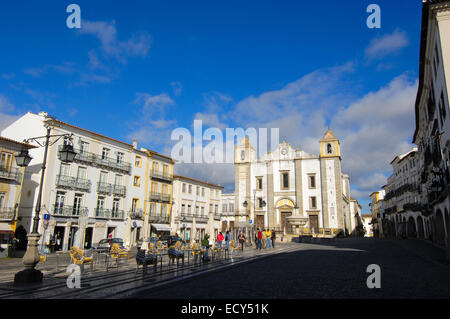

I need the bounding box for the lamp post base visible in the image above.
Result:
[14,269,43,285]
[13,232,43,285]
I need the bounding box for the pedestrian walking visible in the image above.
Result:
[238,231,245,251]
[265,229,272,248]
[225,230,230,250]
[217,232,224,248]
[257,228,263,250]
[271,229,276,248]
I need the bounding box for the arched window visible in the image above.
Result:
[327,143,333,154]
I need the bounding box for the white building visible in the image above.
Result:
[234,130,360,240]
[411,0,450,248]
[171,175,223,242]
[0,137,36,254]
[1,112,174,251]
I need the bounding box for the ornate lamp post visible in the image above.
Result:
[14,121,76,285]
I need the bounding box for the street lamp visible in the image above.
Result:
[14,124,76,285]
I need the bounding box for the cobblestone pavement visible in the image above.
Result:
[131,237,450,299]
[0,241,298,298]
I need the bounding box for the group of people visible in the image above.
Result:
[255,228,276,250]
[214,228,276,251]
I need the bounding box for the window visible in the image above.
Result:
[223,204,227,212]
[102,148,110,160]
[309,175,316,188]
[215,205,218,213]
[196,206,199,215]
[96,197,105,212]
[196,186,200,196]
[163,164,169,177]
[229,203,234,212]
[187,205,191,215]
[258,198,264,208]
[117,152,124,164]
[161,204,167,217]
[99,171,107,184]
[112,198,120,216]
[188,184,192,194]
[281,172,289,189]
[0,152,12,170]
[77,167,86,180]
[0,192,5,208]
[59,163,70,177]
[202,187,205,197]
[181,204,185,215]
[182,183,186,193]
[131,199,139,212]
[135,156,142,167]
[73,194,83,216]
[55,192,65,213]
[241,150,245,160]
[133,176,140,187]
[201,207,205,216]
[310,196,317,209]
[115,174,123,186]
[150,203,156,215]
[327,143,333,154]
[256,177,263,190]
[80,141,89,153]
[162,184,168,195]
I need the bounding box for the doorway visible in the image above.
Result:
[84,227,93,249]
[107,227,116,238]
[54,226,65,251]
[68,226,78,249]
[309,215,319,233]
[255,215,264,230]
[280,211,292,233]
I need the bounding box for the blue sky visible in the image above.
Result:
[0,1,424,212]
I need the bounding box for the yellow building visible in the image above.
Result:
[0,136,36,253]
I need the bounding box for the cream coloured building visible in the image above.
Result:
[170,175,223,242]
[1,111,174,251]
[234,130,359,239]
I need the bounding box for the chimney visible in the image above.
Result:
[133,139,138,149]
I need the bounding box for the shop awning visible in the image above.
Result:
[0,223,14,234]
[151,224,171,232]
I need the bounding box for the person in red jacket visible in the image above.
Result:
[217,232,224,248]
[257,228,263,250]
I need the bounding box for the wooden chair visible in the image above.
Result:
[135,249,157,276]
[69,246,94,273]
[107,243,130,271]
[191,242,202,263]
[168,241,184,266]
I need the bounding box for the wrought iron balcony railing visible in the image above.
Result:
[150,170,173,182]
[97,182,112,194]
[130,210,144,220]
[148,213,170,224]
[0,208,15,221]
[213,212,221,220]
[112,184,126,197]
[110,209,125,220]
[178,213,193,222]
[95,208,111,219]
[56,175,91,192]
[52,205,87,217]
[0,167,22,183]
[194,214,209,223]
[149,192,171,202]
[58,146,131,174]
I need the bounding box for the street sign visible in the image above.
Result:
[43,214,50,220]
[249,219,252,224]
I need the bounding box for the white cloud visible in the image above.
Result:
[365,30,409,60]
[170,82,182,96]
[135,93,175,118]
[0,95,19,131]
[79,20,152,63]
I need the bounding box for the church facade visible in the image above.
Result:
[234,130,361,237]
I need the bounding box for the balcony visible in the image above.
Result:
[56,175,91,192]
[110,209,125,220]
[194,214,209,223]
[149,192,171,203]
[212,212,221,220]
[52,205,87,218]
[97,182,112,194]
[178,213,193,222]
[130,210,144,220]
[0,167,22,183]
[93,208,124,220]
[150,170,173,182]
[112,184,126,197]
[58,146,131,174]
[0,208,15,221]
[148,213,170,224]
[95,208,111,219]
